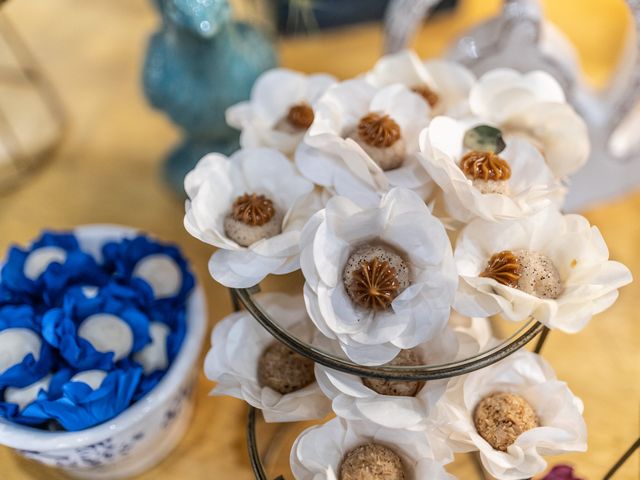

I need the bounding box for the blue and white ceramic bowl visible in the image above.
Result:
[0,225,206,479]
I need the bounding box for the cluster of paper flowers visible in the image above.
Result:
[0,231,194,431]
[185,50,632,479]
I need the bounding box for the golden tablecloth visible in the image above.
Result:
[0,1,637,478]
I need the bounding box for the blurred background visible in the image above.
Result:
[0,0,638,478]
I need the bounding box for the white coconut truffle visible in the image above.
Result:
[134,322,170,374]
[23,247,67,280]
[132,254,182,299]
[70,370,108,390]
[0,328,42,374]
[77,314,134,361]
[4,374,52,410]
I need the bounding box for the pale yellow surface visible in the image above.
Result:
[0,0,638,479]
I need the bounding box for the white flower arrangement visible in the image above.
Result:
[419,116,565,223]
[314,328,458,431]
[184,147,317,288]
[204,292,331,422]
[291,417,455,480]
[434,350,587,480]
[300,188,457,365]
[453,208,632,332]
[226,68,337,156]
[469,69,589,178]
[182,49,632,480]
[365,50,476,117]
[296,78,434,207]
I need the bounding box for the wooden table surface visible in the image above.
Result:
[0,1,637,478]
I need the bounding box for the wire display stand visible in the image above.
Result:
[227,287,636,479]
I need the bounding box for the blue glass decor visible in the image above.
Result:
[142,0,277,195]
[0,231,194,431]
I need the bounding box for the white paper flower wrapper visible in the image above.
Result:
[469,68,589,178]
[183,147,317,288]
[453,208,632,332]
[434,350,587,480]
[296,79,433,207]
[290,417,455,480]
[315,327,473,431]
[226,68,337,155]
[418,116,566,223]
[300,188,458,365]
[365,49,476,117]
[204,292,331,422]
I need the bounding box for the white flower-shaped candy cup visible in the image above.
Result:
[469,68,589,178]
[296,79,433,207]
[365,49,475,117]
[435,350,587,480]
[204,292,330,422]
[454,208,632,332]
[184,147,315,288]
[226,68,336,155]
[290,417,454,480]
[419,116,565,223]
[314,328,459,431]
[300,187,458,365]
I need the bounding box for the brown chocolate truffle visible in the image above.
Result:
[460,150,511,195]
[287,103,314,130]
[411,85,439,108]
[349,113,406,171]
[473,392,539,451]
[339,443,406,480]
[343,244,410,311]
[362,349,424,397]
[257,341,315,394]
[224,193,282,247]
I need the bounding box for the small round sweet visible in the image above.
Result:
[23,246,67,280]
[473,392,539,452]
[70,370,108,390]
[349,112,405,171]
[224,211,283,247]
[472,178,510,195]
[339,443,406,480]
[343,244,410,311]
[513,249,563,299]
[349,131,406,171]
[134,322,170,374]
[0,328,42,374]
[77,314,134,362]
[4,374,52,410]
[362,349,423,397]
[132,254,182,299]
[257,341,315,395]
[224,193,283,247]
[411,84,439,108]
[286,102,315,130]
